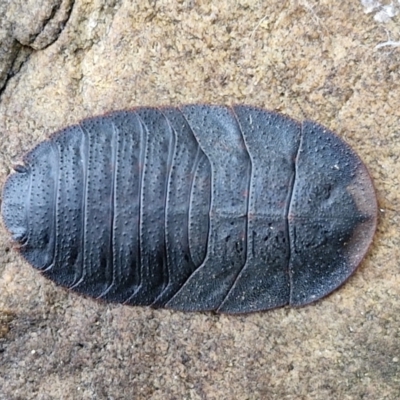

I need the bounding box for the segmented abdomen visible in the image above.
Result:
[1,105,377,313]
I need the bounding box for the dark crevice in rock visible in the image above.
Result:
[0,46,33,98]
[0,0,75,98]
[31,0,76,50]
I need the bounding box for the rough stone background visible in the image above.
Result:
[0,1,399,399]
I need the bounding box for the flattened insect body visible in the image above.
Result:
[1,105,377,313]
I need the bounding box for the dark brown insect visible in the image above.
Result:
[1,105,377,313]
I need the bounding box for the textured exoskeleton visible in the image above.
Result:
[1,105,377,313]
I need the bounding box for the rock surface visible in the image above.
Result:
[0,1,399,399]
